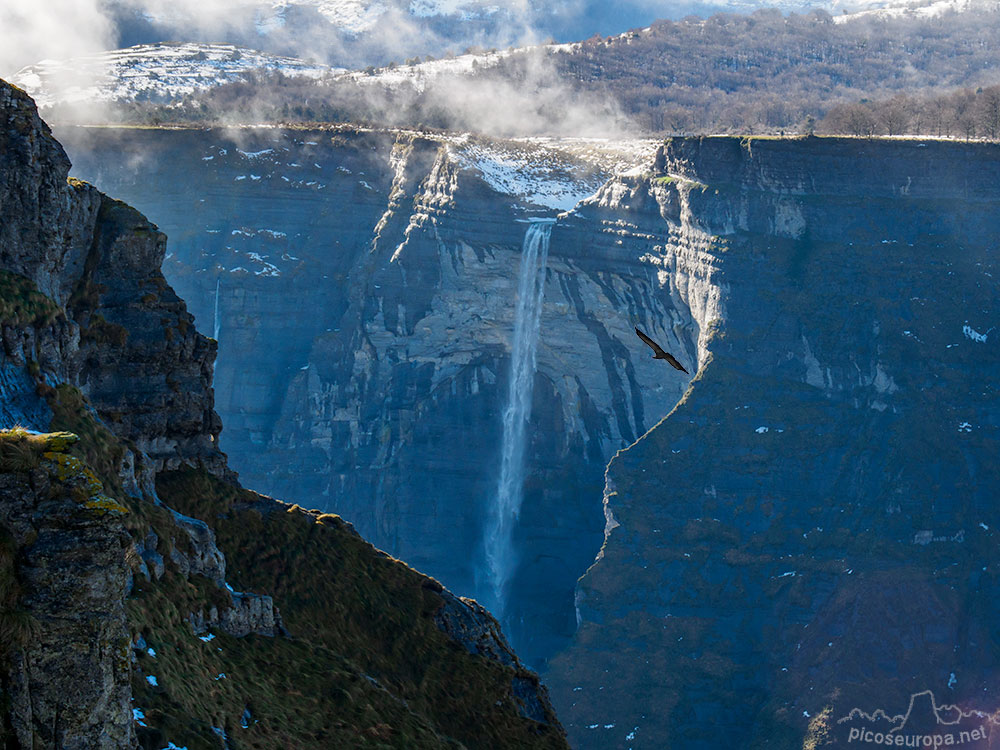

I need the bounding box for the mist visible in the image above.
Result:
[0,0,114,77]
[1,0,790,78]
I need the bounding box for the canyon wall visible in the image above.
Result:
[59,126,677,665]
[2,81,566,749]
[59,124,1000,749]
[548,136,1000,748]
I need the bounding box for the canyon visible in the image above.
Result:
[58,126,681,668]
[56,126,1000,749]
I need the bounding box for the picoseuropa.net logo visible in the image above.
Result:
[837,690,997,748]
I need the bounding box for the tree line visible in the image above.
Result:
[820,87,1000,138]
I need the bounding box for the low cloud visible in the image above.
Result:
[0,0,114,78]
[4,0,637,137]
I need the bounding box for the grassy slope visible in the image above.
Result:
[156,467,566,749]
[39,381,564,749]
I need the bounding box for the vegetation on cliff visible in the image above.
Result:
[153,468,566,749]
[0,251,567,750]
[0,272,62,328]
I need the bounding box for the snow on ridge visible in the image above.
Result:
[340,48,515,92]
[285,0,389,33]
[254,0,504,31]
[832,0,973,23]
[409,0,504,19]
[452,139,612,211]
[340,41,575,93]
[12,42,339,109]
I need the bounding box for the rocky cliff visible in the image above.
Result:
[546,136,1000,748]
[1,80,567,748]
[57,125,669,666]
[55,122,1000,749]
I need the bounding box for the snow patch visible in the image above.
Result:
[12,42,339,110]
[452,140,606,211]
[963,324,989,343]
[237,148,275,159]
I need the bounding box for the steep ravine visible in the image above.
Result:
[1,80,568,749]
[53,120,1000,749]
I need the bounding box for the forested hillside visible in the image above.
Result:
[40,3,1000,137]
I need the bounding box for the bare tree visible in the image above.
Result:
[844,103,879,137]
[977,87,1000,140]
[879,95,911,136]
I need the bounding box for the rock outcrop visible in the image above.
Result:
[1,80,567,748]
[0,430,132,750]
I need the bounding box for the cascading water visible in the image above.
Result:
[213,277,221,342]
[482,219,554,621]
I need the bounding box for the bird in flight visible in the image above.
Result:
[635,327,689,374]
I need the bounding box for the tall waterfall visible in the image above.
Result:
[213,277,221,342]
[482,219,554,620]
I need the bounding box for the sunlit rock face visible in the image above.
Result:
[59,126,682,666]
[547,136,1000,749]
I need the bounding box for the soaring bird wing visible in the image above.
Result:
[635,327,690,374]
[663,352,690,375]
[635,327,667,356]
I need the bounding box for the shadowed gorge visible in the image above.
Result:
[58,125,691,668]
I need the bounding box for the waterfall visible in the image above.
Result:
[482,219,554,621]
[213,277,221,342]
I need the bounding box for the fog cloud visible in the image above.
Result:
[2,0,640,136]
[3,0,614,76]
[1,0,114,77]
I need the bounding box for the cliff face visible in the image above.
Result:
[1,81,224,747]
[58,126,673,664]
[1,80,567,749]
[0,430,133,750]
[547,137,1000,748]
[54,120,1000,749]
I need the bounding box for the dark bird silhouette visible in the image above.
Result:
[635,327,689,374]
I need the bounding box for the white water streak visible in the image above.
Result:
[483,219,554,619]
[213,277,221,342]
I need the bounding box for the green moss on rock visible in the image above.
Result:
[0,271,62,327]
